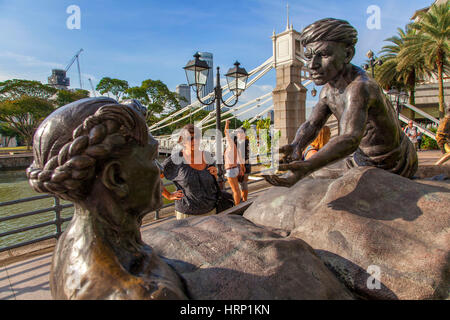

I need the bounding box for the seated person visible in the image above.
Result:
[264,18,418,187]
[302,126,331,160]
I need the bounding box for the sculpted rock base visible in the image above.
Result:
[142,215,353,300]
[244,167,450,299]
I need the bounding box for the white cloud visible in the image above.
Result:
[0,51,63,69]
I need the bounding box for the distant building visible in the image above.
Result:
[411,0,447,21]
[197,52,214,111]
[267,110,274,124]
[48,69,70,90]
[176,84,191,108]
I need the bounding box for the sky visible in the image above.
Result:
[0,0,434,119]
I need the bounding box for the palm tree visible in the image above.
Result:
[398,1,450,118]
[376,26,430,105]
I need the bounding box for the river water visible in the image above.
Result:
[0,156,173,249]
[0,169,73,248]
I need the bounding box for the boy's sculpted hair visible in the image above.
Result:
[300,18,358,47]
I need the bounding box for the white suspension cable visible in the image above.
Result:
[249,104,274,123]
[201,97,273,130]
[149,57,273,130]
[201,96,273,127]
[197,63,274,126]
[234,97,272,118]
[302,80,313,87]
[149,57,274,131]
[220,92,272,117]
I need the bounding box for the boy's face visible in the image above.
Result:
[304,41,350,86]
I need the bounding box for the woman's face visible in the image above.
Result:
[121,135,162,215]
[182,132,200,152]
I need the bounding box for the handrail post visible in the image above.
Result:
[54,196,62,238]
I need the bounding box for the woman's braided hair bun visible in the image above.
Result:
[26,97,148,201]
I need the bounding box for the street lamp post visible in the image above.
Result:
[363,50,383,78]
[184,52,249,189]
[387,88,409,118]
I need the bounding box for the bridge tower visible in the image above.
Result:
[272,24,307,146]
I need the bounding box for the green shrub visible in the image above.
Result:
[420,127,439,150]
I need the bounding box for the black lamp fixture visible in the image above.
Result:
[184,52,249,189]
[363,50,383,78]
[387,87,409,118]
[183,52,210,92]
[225,61,249,97]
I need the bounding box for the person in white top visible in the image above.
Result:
[404,120,419,151]
[224,120,245,205]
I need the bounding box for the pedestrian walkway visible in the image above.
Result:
[0,184,270,300]
[0,252,52,300]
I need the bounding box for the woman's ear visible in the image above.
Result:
[101,161,129,198]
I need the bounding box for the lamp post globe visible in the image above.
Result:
[225,61,249,97]
[184,52,210,91]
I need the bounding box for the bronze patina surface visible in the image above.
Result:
[264,18,418,187]
[26,97,187,299]
[436,106,450,154]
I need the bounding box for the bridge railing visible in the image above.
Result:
[0,163,270,252]
[401,103,440,126]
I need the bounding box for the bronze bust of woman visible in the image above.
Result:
[27,97,186,299]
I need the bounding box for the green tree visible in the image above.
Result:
[125,79,181,123]
[242,119,251,130]
[0,96,55,149]
[256,118,271,134]
[55,89,90,107]
[96,77,129,100]
[0,79,57,101]
[398,1,450,118]
[377,26,431,105]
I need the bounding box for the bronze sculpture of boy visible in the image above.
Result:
[264,18,418,187]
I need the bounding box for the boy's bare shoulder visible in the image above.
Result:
[346,73,379,99]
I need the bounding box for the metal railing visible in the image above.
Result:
[0,162,272,253]
[402,103,440,126]
[0,195,73,253]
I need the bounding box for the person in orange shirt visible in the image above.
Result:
[302,126,331,160]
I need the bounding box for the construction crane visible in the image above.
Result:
[65,49,84,89]
[88,78,97,97]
